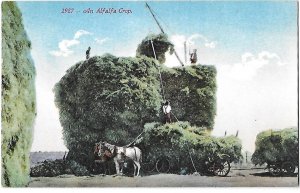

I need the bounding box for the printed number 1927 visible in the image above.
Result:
[61,8,74,13]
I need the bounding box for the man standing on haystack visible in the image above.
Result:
[190,49,197,64]
[163,100,172,124]
[86,46,91,59]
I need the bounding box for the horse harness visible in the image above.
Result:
[105,145,138,162]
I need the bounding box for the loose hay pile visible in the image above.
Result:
[136,33,174,64]
[251,128,298,165]
[137,122,242,172]
[1,2,36,187]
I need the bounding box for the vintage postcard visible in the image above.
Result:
[1,0,298,187]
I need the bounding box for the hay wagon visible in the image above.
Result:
[133,122,241,177]
[141,150,231,177]
[252,128,298,177]
[267,160,298,176]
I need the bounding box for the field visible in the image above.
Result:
[29,169,298,187]
[30,152,66,167]
[29,152,298,187]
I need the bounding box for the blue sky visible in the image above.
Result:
[16,1,298,152]
[18,1,297,56]
[18,1,297,55]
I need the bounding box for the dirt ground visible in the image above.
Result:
[28,168,298,187]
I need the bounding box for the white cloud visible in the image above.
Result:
[213,50,296,152]
[187,33,217,49]
[164,33,217,67]
[204,41,217,48]
[74,30,93,39]
[258,51,285,66]
[50,30,92,57]
[187,34,206,45]
[170,34,186,49]
[49,39,80,57]
[95,37,110,45]
[223,51,285,81]
[169,33,217,50]
[164,35,185,67]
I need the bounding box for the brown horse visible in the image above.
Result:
[94,143,115,175]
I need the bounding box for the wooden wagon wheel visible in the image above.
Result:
[268,163,281,176]
[213,159,231,177]
[281,161,295,175]
[141,159,156,173]
[156,157,170,173]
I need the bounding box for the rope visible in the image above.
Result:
[150,39,166,101]
[186,143,198,174]
[126,131,145,147]
[171,112,179,122]
[150,38,181,122]
[146,3,185,67]
[189,151,198,173]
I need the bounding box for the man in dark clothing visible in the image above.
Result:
[190,49,197,64]
[86,46,91,59]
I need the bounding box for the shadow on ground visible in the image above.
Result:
[250,172,298,177]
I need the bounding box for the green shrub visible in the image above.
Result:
[30,159,90,177]
[1,1,36,187]
[251,128,298,165]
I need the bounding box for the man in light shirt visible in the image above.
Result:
[163,101,171,124]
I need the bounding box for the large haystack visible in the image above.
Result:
[252,128,298,165]
[54,55,163,167]
[54,33,218,169]
[1,2,36,187]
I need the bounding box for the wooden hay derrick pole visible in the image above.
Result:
[145,2,185,67]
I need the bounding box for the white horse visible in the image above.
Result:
[95,141,142,176]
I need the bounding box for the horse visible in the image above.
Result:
[94,143,115,175]
[95,141,142,176]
